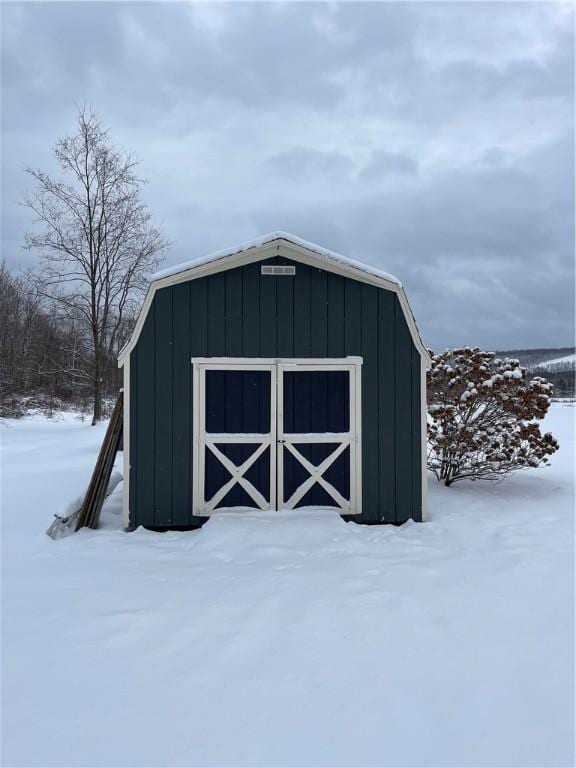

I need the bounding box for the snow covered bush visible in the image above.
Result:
[427,347,559,486]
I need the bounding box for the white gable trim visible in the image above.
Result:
[118,237,431,367]
[150,230,402,286]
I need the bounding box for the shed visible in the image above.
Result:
[118,232,430,530]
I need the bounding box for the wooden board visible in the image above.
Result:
[76,391,124,530]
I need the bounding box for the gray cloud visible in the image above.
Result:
[359,150,419,180]
[1,1,573,350]
[266,147,354,182]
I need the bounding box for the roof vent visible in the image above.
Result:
[261,265,295,276]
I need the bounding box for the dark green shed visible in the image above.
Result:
[119,233,430,530]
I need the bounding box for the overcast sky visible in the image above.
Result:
[1,1,574,351]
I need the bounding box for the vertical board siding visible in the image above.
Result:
[293,266,311,356]
[411,347,423,521]
[129,256,423,528]
[190,279,208,356]
[207,274,226,356]
[344,280,362,355]
[133,304,155,526]
[310,269,328,356]
[259,262,277,357]
[225,269,243,356]
[276,259,295,357]
[171,282,191,526]
[378,291,396,522]
[360,284,379,523]
[394,311,413,523]
[327,274,345,357]
[154,288,173,526]
[242,263,260,356]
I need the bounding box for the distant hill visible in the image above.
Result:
[495,347,575,370]
[495,347,575,397]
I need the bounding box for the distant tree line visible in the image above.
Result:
[496,347,575,397]
[495,347,575,369]
[0,262,132,418]
[530,369,574,398]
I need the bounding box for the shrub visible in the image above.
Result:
[427,347,559,486]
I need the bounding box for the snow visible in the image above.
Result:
[533,353,576,370]
[1,405,574,767]
[151,231,402,287]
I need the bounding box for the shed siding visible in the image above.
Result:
[129,256,422,527]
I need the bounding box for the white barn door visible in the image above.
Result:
[277,363,360,513]
[193,358,362,516]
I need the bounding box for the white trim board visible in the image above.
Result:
[420,356,428,522]
[122,357,130,529]
[191,356,363,366]
[152,231,401,285]
[118,236,431,368]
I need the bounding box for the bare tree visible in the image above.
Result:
[23,108,167,423]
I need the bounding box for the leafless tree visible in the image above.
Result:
[23,107,167,423]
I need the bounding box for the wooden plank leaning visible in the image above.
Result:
[46,391,124,539]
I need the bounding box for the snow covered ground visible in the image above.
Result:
[1,405,574,767]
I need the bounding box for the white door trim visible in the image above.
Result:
[192,357,363,366]
[193,361,276,515]
[192,357,362,516]
[276,361,361,515]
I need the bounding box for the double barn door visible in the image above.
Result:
[192,359,362,516]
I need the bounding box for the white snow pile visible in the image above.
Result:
[1,405,574,767]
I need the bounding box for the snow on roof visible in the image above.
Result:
[151,231,402,287]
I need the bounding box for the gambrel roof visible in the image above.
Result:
[118,232,430,366]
